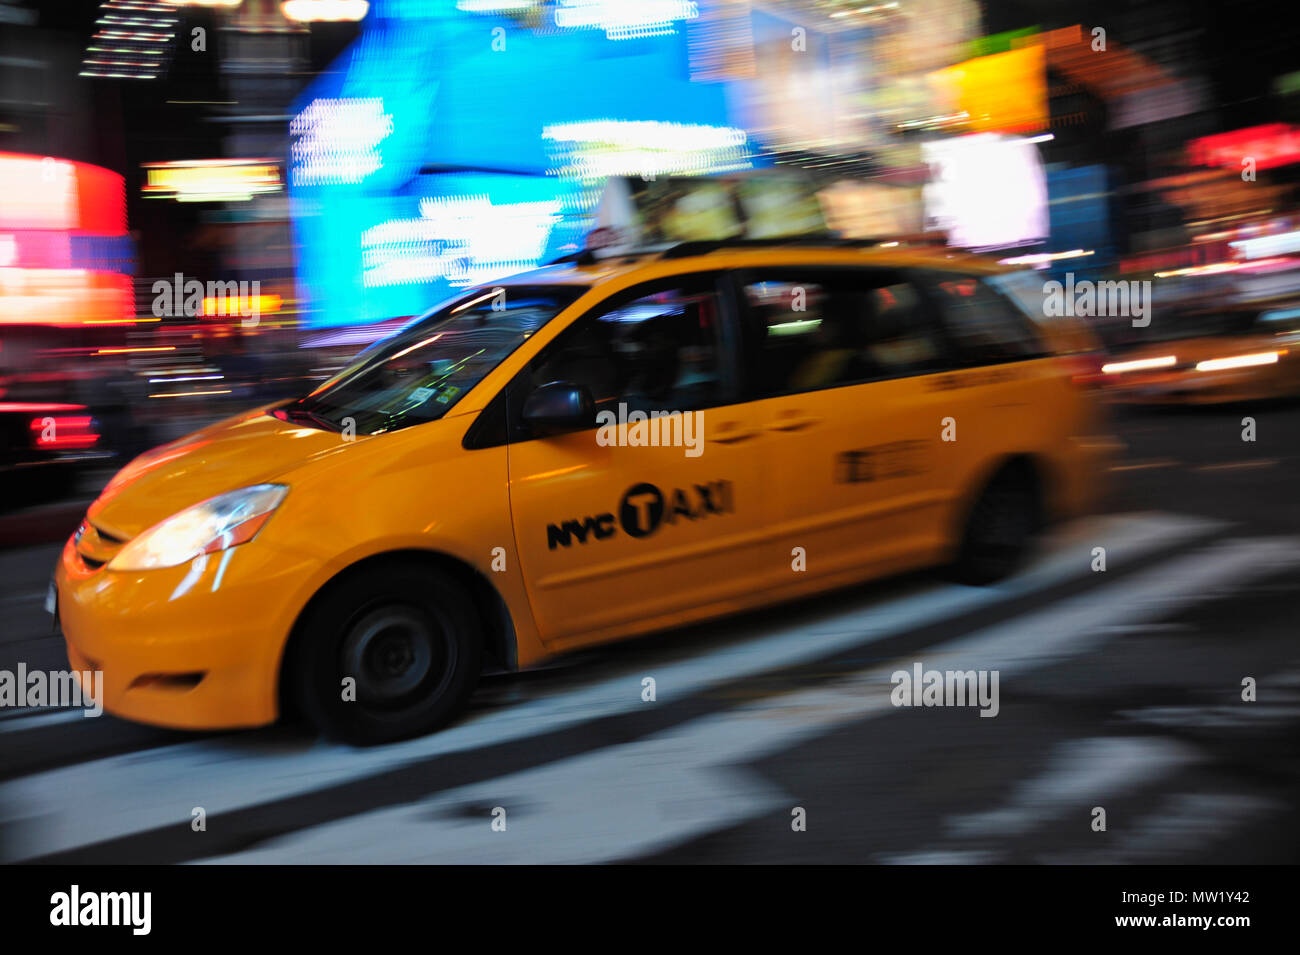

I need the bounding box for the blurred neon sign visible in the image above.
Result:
[281,0,370,21]
[554,0,699,40]
[290,98,393,186]
[31,416,99,450]
[290,3,738,327]
[1230,230,1300,260]
[543,120,750,181]
[0,153,132,326]
[361,194,562,289]
[929,45,1048,135]
[1188,124,1300,171]
[923,133,1048,250]
[82,0,180,80]
[0,154,125,233]
[142,159,282,202]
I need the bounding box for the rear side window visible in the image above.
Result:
[923,273,1049,365]
[741,268,950,398]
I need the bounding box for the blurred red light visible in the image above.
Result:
[29,415,99,450]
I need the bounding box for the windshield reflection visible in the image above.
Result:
[279,285,587,435]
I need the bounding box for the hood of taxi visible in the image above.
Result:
[86,406,345,539]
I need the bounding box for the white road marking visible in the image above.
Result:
[880,737,1200,863]
[943,737,1200,839]
[0,591,46,605]
[0,708,94,733]
[193,535,1300,864]
[1051,793,1282,864]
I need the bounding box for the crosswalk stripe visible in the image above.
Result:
[193,535,1300,864]
[1055,793,1283,864]
[0,512,1226,862]
[0,708,93,733]
[880,736,1201,863]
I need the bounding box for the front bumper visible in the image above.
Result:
[53,534,315,730]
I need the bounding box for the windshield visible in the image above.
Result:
[282,285,587,435]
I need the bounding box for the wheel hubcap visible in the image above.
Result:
[342,607,439,704]
[975,488,1030,558]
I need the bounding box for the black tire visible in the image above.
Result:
[286,563,483,745]
[950,465,1039,585]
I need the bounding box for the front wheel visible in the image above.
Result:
[950,466,1039,585]
[286,564,483,744]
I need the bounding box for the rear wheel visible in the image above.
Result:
[286,564,483,744]
[951,465,1039,585]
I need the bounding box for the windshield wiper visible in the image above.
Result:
[271,406,343,433]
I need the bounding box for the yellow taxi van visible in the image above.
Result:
[53,240,1110,742]
[1098,302,1300,404]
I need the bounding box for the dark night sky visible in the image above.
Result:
[982,0,1300,126]
[17,0,1300,170]
[20,0,356,173]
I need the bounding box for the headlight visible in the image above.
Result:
[1100,355,1177,374]
[108,484,288,571]
[1194,351,1281,372]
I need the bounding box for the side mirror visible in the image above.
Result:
[521,381,595,437]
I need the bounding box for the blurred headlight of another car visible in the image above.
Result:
[1101,355,1177,374]
[1194,351,1283,372]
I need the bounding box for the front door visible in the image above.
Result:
[506,273,767,645]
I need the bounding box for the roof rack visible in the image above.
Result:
[659,236,899,259]
[547,234,944,268]
[547,248,600,266]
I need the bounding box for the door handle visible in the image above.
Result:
[767,412,822,432]
[712,422,759,444]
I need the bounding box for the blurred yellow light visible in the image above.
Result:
[142,160,281,203]
[201,294,281,317]
[96,346,175,355]
[149,389,233,398]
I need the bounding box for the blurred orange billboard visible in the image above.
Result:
[929,43,1048,135]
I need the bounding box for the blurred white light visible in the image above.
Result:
[290,98,392,186]
[999,249,1093,267]
[1101,356,1177,374]
[923,134,1049,250]
[1230,230,1300,260]
[456,1,538,10]
[1195,352,1281,372]
[544,120,750,181]
[554,0,698,41]
[281,0,370,21]
[361,195,562,289]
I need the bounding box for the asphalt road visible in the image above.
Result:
[0,402,1297,863]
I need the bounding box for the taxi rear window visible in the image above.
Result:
[925,273,1049,365]
[741,268,950,396]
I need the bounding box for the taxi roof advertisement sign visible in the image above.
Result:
[591,172,828,257]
